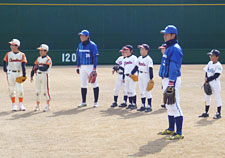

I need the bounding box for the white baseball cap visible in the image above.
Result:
[9,39,20,46]
[37,44,49,51]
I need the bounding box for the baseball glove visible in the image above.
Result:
[146,80,154,91]
[203,82,212,95]
[88,71,97,83]
[163,86,176,105]
[130,74,138,82]
[112,65,120,72]
[16,76,27,83]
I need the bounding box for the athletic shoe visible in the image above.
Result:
[34,106,40,111]
[12,104,18,112]
[19,104,26,111]
[167,133,184,140]
[119,103,127,107]
[137,106,145,111]
[199,113,209,118]
[43,106,50,112]
[126,104,133,109]
[111,102,118,107]
[145,107,152,113]
[158,129,175,135]
[93,102,98,108]
[130,104,137,110]
[213,113,221,119]
[161,104,166,108]
[78,103,87,108]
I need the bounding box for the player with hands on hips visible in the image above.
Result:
[158,25,184,140]
[3,39,27,111]
[31,44,52,112]
[111,48,128,107]
[199,49,223,119]
[76,30,99,108]
[131,44,154,113]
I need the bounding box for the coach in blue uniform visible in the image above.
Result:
[76,30,99,108]
[158,25,184,140]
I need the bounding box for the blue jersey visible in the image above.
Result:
[76,40,99,68]
[159,40,183,81]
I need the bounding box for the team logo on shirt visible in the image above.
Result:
[9,58,22,62]
[119,61,122,65]
[139,62,146,66]
[207,68,215,73]
[124,61,132,65]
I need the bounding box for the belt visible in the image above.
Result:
[37,72,42,74]
[118,72,123,75]
[125,74,129,76]
[139,71,147,73]
[9,70,20,73]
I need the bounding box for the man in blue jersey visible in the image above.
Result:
[76,30,99,108]
[158,25,184,140]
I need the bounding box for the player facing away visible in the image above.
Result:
[122,45,138,110]
[3,39,27,111]
[131,44,154,112]
[76,30,99,108]
[30,44,52,112]
[158,25,184,140]
[111,48,128,107]
[199,49,223,119]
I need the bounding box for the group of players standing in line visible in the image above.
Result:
[2,25,223,140]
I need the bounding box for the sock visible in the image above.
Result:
[205,105,210,113]
[129,97,133,104]
[124,95,128,103]
[133,95,137,105]
[175,116,183,135]
[11,97,16,103]
[168,115,175,131]
[81,88,87,103]
[19,97,23,103]
[114,96,118,103]
[217,106,221,114]
[93,87,99,103]
[147,98,152,108]
[141,98,146,107]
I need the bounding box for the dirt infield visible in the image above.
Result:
[0,65,224,158]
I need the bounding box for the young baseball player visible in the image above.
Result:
[111,49,128,107]
[31,44,52,112]
[3,39,27,111]
[76,30,99,108]
[131,44,154,112]
[122,45,138,110]
[199,49,223,119]
[158,25,184,140]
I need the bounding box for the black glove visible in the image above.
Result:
[203,82,212,95]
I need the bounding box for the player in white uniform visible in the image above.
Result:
[122,45,138,110]
[199,49,223,119]
[131,44,154,112]
[31,44,52,112]
[3,39,27,111]
[111,50,128,107]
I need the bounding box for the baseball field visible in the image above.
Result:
[0,65,224,158]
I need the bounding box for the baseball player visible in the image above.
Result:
[76,30,99,108]
[122,45,138,110]
[199,49,223,119]
[130,44,153,112]
[30,44,52,112]
[111,49,128,107]
[158,25,184,140]
[3,39,27,111]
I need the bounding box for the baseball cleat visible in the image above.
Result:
[111,102,118,107]
[78,103,87,108]
[167,133,184,140]
[199,113,209,118]
[213,113,221,119]
[145,107,152,113]
[12,105,18,112]
[137,106,145,111]
[126,104,133,109]
[161,104,166,108]
[93,102,98,108]
[19,104,26,111]
[43,106,50,112]
[158,129,175,135]
[34,106,40,111]
[130,104,137,110]
[119,103,127,107]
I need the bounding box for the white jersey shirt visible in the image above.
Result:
[115,56,125,73]
[204,61,223,79]
[35,56,52,73]
[124,55,137,74]
[136,55,153,72]
[4,51,27,71]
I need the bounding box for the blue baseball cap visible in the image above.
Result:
[208,49,220,57]
[160,25,178,35]
[78,30,90,36]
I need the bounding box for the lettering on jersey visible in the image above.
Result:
[124,61,132,65]
[163,54,167,58]
[79,50,90,53]
[9,58,22,62]
[139,62,146,66]
[86,54,90,58]
[207,68,215,73]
